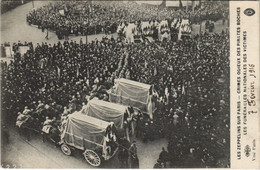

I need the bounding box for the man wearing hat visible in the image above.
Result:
[16,111,31,141]
[159,147,169,168]
[36,100,45,114]
[22,106,31,115]
[129,141,139,168]
[42,116,53,142]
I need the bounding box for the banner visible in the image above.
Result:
[4,47,12,57]
[18,46,30,56]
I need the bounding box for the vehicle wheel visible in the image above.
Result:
[83,149,102,167]
[61,144,72,156]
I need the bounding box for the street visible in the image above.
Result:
[1,124,167,168]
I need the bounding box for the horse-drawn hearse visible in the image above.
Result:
[16,106,118,167]
[59,112,118,166]
[79,98,143,141]
[108,78,157,119]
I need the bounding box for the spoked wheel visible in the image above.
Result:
[61,144,72,156]
[83,149,102,167]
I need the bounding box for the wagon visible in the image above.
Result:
[60,112,118,166]
[108,78,156,119]
[81,98,133,129]
[80,98,137,140]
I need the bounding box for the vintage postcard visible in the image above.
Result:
[0,0,259,169]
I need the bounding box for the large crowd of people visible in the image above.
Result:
[26,1,228,39]
[126,31,230,168]
[1,0,32,14]
[2,28,229,167]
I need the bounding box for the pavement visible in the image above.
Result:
[1,125,93,168]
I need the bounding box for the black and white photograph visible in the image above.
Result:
[1,0,235,168]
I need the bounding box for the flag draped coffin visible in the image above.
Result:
[81,98,129,129]
[61,112,112,150]
[109,78,155,118]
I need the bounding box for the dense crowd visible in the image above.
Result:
[120,31,230,168]
[26,1,228,38]
[1,0,32,14]
[2,28,229,167]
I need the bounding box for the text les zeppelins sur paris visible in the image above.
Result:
[236,7,257,162]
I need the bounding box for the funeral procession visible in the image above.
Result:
[1,0,230,168]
